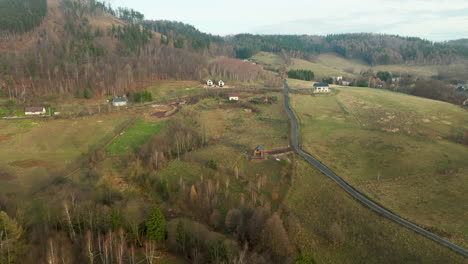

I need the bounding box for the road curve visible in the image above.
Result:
[282,80,468,257]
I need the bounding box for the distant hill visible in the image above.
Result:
[448,39,468,47]
[226,33,468,65]
[141,20,223,51]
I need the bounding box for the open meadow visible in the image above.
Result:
[288,80,468,247]
[284,158,466,263]
[0,113,132,196]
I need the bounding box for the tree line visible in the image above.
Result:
[287,69,314,81]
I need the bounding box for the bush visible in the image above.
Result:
[207,159,217,170]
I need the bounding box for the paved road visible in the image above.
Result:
[282,80,468,257]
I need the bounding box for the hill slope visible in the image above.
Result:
[289,81,468,248]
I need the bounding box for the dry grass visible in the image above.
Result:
[289,86,468,247]
[284,159,466,263]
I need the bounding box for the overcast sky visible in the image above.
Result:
[109,0,468,41]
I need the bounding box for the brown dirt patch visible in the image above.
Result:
[10,159,56,169]
[0,171,15,181]
[0,135,11,141]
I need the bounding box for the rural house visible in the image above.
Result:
[25,107,46,115]
[253,146,265,158]
[331,76,343,82]
[313,83,330,93]
[342,81,351,86]
[218,80,225,87]
[228,93,239,101]
[207,79,214,86]
[112,97,127,107]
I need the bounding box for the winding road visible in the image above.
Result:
[282,80,468,257]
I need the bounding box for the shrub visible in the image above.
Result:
[208,159,217,170]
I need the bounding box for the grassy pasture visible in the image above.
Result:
[289,86,468,247]
[284,159,466,263]
[0,113,131,194]
[146,80,201,101]
[251,51,286,71]
[289,58,355,79]
[106,119,166,155]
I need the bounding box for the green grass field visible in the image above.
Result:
[289,85,468,247]
[106,119,166,155]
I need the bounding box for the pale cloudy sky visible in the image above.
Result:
[109,0,468,41]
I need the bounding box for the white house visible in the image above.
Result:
[313,83,330,93]
[207,79,214,86]
[228,93,239,101]
[218,80,225,87]
[112,97,127,107]
[331,76,343,82]
[25,107,46,115]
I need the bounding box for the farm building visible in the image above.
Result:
[313,83,330,93]
[228,93,239,101]
[260,96,270,103]
[253,146,265,158]
[112,97,127,107]
[331,76,343,82]
[207,79,214,86]
[25,107,46,115]
[341,81,351,86]
[218,80,225,87]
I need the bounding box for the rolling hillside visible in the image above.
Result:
[289,80,468,248]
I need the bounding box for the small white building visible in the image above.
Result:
[207,79,214,86]
[25,107,46,115]
[218,80,225,87]
[313,83,330,93]
[332,76,343,82]
[341,81,351,86]
[228,93,239,101]
[112,97,127,107]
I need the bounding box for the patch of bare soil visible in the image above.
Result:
[11,159,56,169]
[0,171,15,181]
[0,134,11,141]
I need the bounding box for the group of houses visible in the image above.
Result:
[207,79,225,87]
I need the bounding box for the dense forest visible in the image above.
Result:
[287,69,314,81]
[226,33,468,65]
[0,0,47,34]
[141,20,224,52]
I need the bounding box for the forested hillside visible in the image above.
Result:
[0,0,276,102]
[0,0,47,34]
[142,20,225,52]
[227,33,468,65]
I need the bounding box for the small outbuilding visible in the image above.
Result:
[341,81,351,86]
[313,83,330,93]
[25,107,46,115]
[228,93,239,101]
[218,80,225,87]
[112,97,127,107]
[253,146,265,157]
[207,79,214,86]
